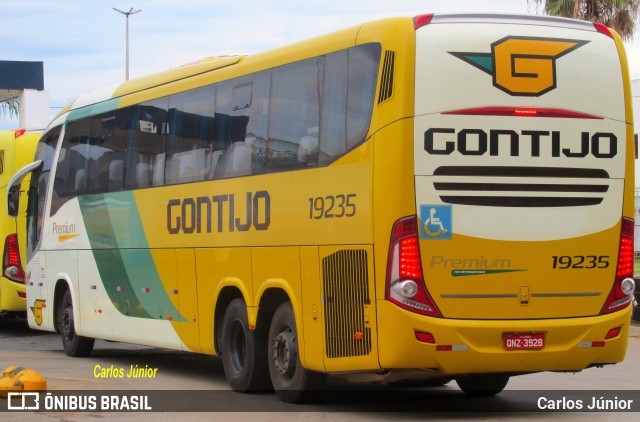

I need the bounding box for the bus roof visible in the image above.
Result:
[53,20,368,121]
[52,13,610,125]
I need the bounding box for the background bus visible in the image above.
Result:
[6,13,635,402]
[0,128,40,315]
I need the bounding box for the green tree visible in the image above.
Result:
[530,0,639,40]
[0,98,19,121]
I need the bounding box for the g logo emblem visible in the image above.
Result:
[450,36,589,96]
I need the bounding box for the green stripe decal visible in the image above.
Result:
[79,192,187,322]
[68,98,121,122]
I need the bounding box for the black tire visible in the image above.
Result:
[220,298,271,392]
[456,374,509,396]
[268,302,325,403]
[57,289,94,357]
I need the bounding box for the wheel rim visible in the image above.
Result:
[228,319,246,373]
[272,327,296,381]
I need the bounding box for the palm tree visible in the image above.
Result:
[0,98,19,121]
[0,98,20,120]
[530,0,639,40]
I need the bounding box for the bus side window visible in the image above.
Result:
[166,85,215,185]
[29,125,60,252]
[269,57,321,170]
[346,43,380,150]
[213,114,251,178]
[320,50,348,164]
[213,71,270,178]
[53,119,91,203]
[125,102,167,190]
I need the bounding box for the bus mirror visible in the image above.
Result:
[6,160,43,218]
[7,185,20,217]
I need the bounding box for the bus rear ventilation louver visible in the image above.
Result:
[433,166,609,207]
[322,249,372,358]
[378,50,395,104]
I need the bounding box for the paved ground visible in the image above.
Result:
[0,316,638,420]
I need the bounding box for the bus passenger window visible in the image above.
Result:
[166,86,215,185]
[213,72,270,178]
[269,58,320,170]
[346,43,380,150]
[213,114,251,178]
[320,50,348,164]
[125,102,167,190]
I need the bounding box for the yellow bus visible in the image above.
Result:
[7,13,635,402]
[0,128,40,315]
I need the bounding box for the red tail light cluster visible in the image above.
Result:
[601,217,635,314]
[593,22,614,38]
[3,234,26,284]
[413,14,433,30]
[386,216,441,317]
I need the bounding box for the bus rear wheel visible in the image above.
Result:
[57,289,94,357]
[456,374,509,396]
[267,302,325,403]
[220,298,270,392]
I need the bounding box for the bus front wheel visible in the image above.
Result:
[456,374,509,396]
[220,298,270,392]
[57,289,94,357]
[268,302,325,403]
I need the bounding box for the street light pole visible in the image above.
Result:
[113,7,142,81]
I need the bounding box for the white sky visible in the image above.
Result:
[1,0,639,130]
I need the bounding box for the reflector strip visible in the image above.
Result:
[579,341,606,348]
[442,106,602,119]
[142,287,150,293]
[116,286,124,292]
[436,344,468,351]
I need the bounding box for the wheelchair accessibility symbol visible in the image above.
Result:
[420,205,452,240]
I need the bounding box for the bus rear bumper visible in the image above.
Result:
[0,278,26,313]
[377,301,631,375]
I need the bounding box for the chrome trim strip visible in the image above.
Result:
[532,292,601,297]
[430,13,596,32]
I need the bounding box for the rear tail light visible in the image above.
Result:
[3,234,26,284]
[386,216,442,317]
[14,129,26,139]
[601,217,635,314]
[593,22,614,38]
[414,14,434,30]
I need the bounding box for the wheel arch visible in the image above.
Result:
[53,276,73,334]
[213,284,246,355]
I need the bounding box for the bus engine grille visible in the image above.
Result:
[322,249,372,358]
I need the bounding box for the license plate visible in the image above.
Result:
[503,332,545,350]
